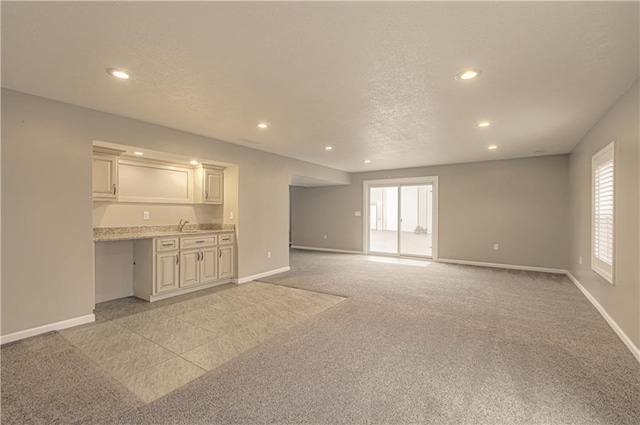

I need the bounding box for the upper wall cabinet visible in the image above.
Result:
[194,164,224,204]
[92,148,225,205]
[92,147,125,200]
[118,159,194,204]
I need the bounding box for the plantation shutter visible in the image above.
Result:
[592,142,615,284]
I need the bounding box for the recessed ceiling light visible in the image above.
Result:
[455,69,483,81]
[324,146,334,151]
[363,159,371,163]
[133,151,144,156]
[257,123,269,129]
[190,160,199,165]
[476,121,492,128]
[488,145,498,150]
[106,68,130,79]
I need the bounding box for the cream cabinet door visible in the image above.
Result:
[204,168,223,204]
[92,154,118,200]
[218,245,234,279]
[180,250,200,287]
[118,159,193,204]
[199,248,217,283]
[156,252,179,293]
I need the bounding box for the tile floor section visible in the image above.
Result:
[60,282,344,403]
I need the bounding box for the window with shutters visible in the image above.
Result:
[591,141,615,284]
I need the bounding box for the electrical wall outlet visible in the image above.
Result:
[230,211,234,220]
[143,211,149,220]
[323,234,327,239]
[493,243,499,251]
[267,251,271,259]
[355,211,361,217]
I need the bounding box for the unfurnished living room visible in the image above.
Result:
[1,1,639,424]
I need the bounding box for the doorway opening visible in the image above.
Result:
[363,177,438,259]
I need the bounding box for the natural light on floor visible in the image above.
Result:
[364,256,432,267]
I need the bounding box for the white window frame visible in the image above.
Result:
[591,141,615,285]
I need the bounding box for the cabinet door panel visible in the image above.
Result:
[204,169,223,203]
[92,154,117,199]
[180,250,200,287]
[119,160,193,203]
[218,246,234,279]
[156,252,179,293]
[200,248,217,283]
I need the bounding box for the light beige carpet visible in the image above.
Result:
[3,250,639,424]
[1,332,143,424]
[120,250,640,424]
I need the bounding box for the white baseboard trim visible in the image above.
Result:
[437,258,566,274]
[232,266,291,284]
[566,272,640,364]
[148,279,231,302]
[291,245,364,255]
[0,313,96,345]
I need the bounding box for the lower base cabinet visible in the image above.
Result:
[180,247,217,288]
[133,232,235,301]
[179,250,201,288]
[156,251,180,293]
[200,247,218,283]
[218,245,234,279]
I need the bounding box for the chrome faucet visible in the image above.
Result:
[178,218,190,232]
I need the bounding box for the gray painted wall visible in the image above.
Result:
[3,81,637,351]
[568,79,639,349]
[292,155,570,269]
[1,89,350,336]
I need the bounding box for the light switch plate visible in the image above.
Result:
[143,211,149,220]
[355,211,361,216]
[493,243,499,251]
[230,211,234,220]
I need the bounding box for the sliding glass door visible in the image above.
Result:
[369,186,398,254]
[400,185,432,257]
[367,180,435,258]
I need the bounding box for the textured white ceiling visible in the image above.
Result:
[2,2,638,172]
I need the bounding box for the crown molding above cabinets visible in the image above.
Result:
[92,146,127,156]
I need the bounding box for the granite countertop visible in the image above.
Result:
[94,224,235,242]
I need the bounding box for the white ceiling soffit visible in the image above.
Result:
[2,2,638,172]
[289,174,348,188]
[93,140,234,169]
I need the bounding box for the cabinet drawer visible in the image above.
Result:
[218,233,234,245]
[180,235,216,249]
[156,237,179,252]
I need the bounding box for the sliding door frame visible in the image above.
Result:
[363,176,439,260]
